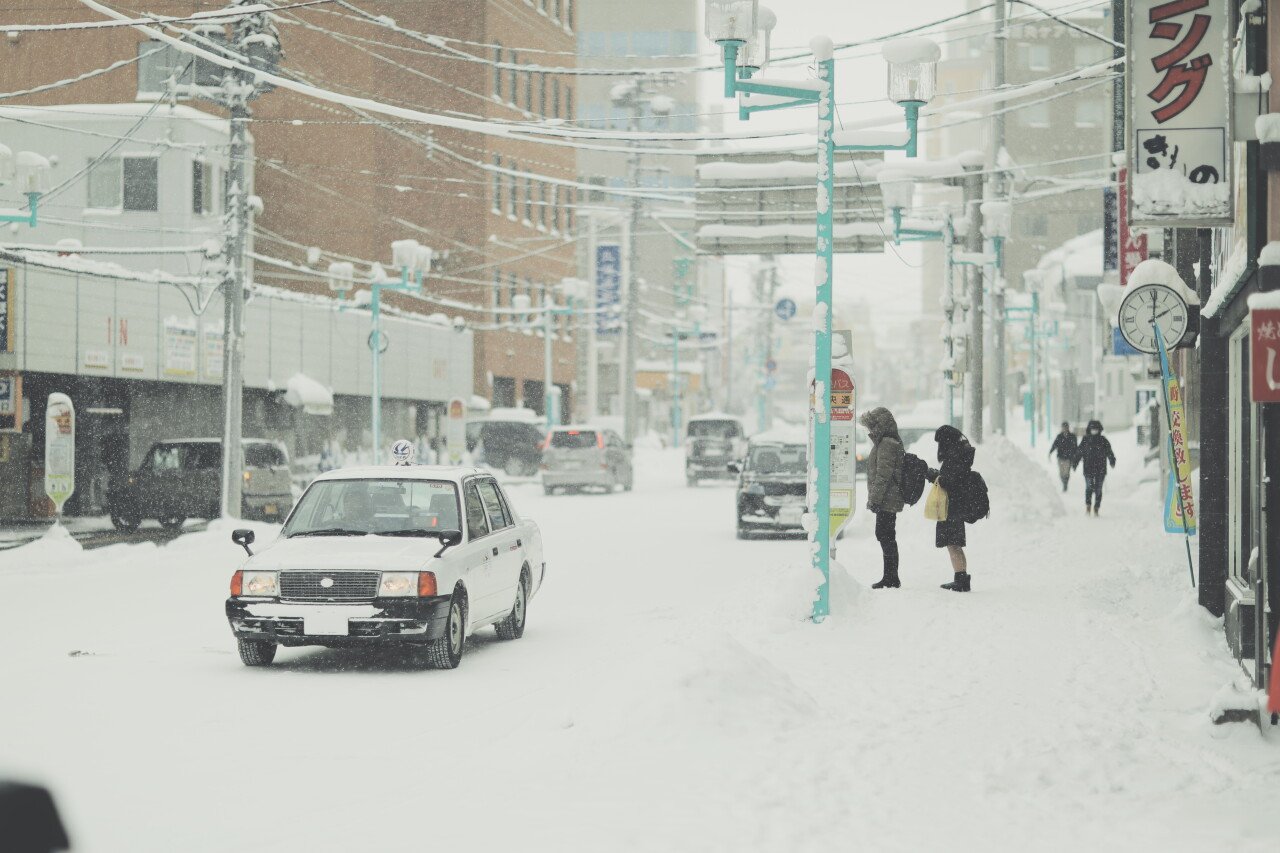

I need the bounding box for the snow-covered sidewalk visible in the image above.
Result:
[1,435,1276,852]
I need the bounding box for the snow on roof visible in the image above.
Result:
[750,425,808,445]
[284,373,334,416]
[1032,230,1104,289]
[0,103,228,136]
[1204,239,1251,318]
[688,411,744,423]
[881,37,941,65]
[484,407,541,423]
[315,465,484,483]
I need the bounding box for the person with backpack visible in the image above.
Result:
[858,407,906,589]
[1048,422,1078,492]
[1072,419,1115,516]
[925,425,983,592]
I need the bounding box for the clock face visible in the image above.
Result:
[1118,283,1189,354]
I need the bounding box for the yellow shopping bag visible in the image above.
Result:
[923,482,949,521]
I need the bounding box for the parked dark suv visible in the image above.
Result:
[466,413,545,477]
[730,434,808,539]
[108,439,294,531]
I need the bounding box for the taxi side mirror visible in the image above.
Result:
[433,529,463,558]
[232,528,255,557]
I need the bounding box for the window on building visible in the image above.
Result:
[524,175,533,222]
[492,154,503,212]
[87,157,122,209]
[538,182,548,229]
[508,52,519,105]
[537,73,546,117]
[552,77,561,119]
[565,0,574,32]
[493,44,503,99]
[610,32,628,55]
[566,87,574,121]
[566,188,575,232]
[506,163,517,218]
[192,159,216,215]
[494,270,503,306]
[1022,102,1050,128]
[633,32,668,56]
[88,156,159,211]
[551,186,560,232]
[1021,214,1048,237]
[539,0,548,13]
[1025,44,1051,72]
[508,272,518,305]
[1074,97,1103,127]
[524,69,533,114]
[671,30,694,54]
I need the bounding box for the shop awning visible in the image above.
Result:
[284,373,334,416]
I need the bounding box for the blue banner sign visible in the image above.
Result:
[595,244,622,337]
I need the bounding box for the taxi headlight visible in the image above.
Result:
[379,572,417,597]
[242,570,278,597]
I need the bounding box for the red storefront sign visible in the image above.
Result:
[830,369,854,421]
[1251,307,1280,403]
[1118,168,1148,286]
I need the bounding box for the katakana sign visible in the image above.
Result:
[1251,307,1280,404]
[595,244,622,337]
[1128,0,1233,227]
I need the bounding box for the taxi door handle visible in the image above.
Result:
[492,546,499,556]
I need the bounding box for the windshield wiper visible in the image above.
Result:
[289,527,369,538]
[378,529,444,537]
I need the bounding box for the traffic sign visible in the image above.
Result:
[765,358,777,373]
[774,298,797,321]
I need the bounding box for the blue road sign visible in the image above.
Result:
[596,244,622,337]
[774,298,797,321]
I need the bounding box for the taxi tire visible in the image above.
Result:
[426,588,467,670]
[237,638,277,666]
[495,570,529,641]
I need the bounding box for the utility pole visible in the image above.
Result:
[621,84,645,446]
[217,2,278,517]
[963,166,985,443]
[990,0,1008,435]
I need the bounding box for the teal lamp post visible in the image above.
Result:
[707,1,936,621]
[541,277,590,432]
[0,145,51,227]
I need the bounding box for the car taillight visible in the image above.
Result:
[418,572,438,597]
[597,433,604,449]
[541,432,552,451]
[230,570,243,597]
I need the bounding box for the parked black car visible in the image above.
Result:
[730,434,808,539]
[108,439,294,531]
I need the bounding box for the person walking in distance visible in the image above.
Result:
[926,425,976,592]
[859,407,906,589]
[1073,419,1116,516]
[1048,422,1078,492]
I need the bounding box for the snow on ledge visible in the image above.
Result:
[1258,241,1280,267]
[1256,112,1280,142]
[1248,290,1280,309]
[284,373,334,416]
[833,129,911,148]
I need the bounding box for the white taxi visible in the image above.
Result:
[224,466,544,669]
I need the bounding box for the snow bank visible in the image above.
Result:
[4,523,83,568]
[976,435,1066,523]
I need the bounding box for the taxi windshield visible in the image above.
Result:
[283,479,460,537]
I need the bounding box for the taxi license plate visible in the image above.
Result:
[264,503,278,516]
[305,612,350,636]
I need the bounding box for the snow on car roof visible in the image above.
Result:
[313,465,486,484]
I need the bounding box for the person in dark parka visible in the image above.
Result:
[858,407,905,589]
[1073,419,1115,516]
[925,425,975,592]
[1048,421,1078,492]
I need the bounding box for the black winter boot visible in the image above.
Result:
[871,572,900,589]
[940,572,970,592]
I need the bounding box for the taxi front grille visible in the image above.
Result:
[279,571,379,602]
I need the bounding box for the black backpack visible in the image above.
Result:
[900,453,928,505]
[957,471,990,523]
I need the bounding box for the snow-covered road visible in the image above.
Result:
[3,435,1278,852]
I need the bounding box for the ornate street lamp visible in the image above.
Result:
[0,144,51,227]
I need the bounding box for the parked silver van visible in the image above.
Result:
[540,426,633,495]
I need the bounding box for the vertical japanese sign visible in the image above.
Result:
[202,327,224,381]
[1155,332,1196,535]
[595,244,622,337]
[1250,305,1280,403]
[1128,0,1233,226]
[446,397,467,464]
[163,320,198,377]
[0,268,13,352]
[829,331,857,541]
[44,392,76,516]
